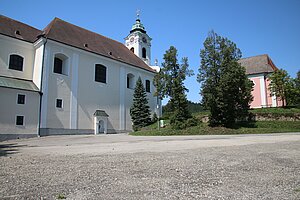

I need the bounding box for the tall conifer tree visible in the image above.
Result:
[154,46,194,128]
[130,77,151,131]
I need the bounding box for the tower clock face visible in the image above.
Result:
[142,37,147,43]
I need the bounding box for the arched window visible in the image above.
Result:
[127,73,135,89]
[130,47,134,53]
[9,54,24,71]
[142,48,146,59]
[145,80,150,93]
[53,54,68,75]
[95,64,107,83]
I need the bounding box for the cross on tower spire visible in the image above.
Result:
[136,9,140,20]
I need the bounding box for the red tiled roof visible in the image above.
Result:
[42,18,155,72]
[0,15,155,73]
[0,15,42,43]
[238,54,278,75]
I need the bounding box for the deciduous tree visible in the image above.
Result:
[268,69,292,107]
[198,31,253,127]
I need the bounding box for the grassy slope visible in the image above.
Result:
[131,121,300,136]
[250,107,300,114]
[131,107,300,136]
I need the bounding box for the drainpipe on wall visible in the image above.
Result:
[37,37,47,137]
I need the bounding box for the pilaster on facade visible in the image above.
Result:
[259,75,267,108]
[119,66,125,130]
[40,46,51,128]
[70,53,79,129]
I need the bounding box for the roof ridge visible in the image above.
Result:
[240,54,269,60]
[42,17,59,36]
[47,17,127,47]
[0,15,41,32]
[42,17,155,72]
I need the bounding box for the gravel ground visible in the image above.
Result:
[0,134,300,200]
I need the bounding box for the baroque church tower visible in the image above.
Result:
[125,12,152,65]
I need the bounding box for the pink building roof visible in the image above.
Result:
[238,54,278,75]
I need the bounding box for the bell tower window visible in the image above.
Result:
[130,47,134,53]
[142,48,146,59]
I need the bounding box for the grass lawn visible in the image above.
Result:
[131,107,300,136]
[250,107,300,114]
[131,120,300,136]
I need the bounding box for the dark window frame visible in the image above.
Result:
[127,73,135,89]
[16,115,24,126]
[130,47,134,53]
[53,57,63,74]
[17,94,25,104]
[56,99,63,108]
[127,76,130,88]
[95,64,107,83]
[9,54,24,71]
[142,48,146,59]
[145,80,151,93]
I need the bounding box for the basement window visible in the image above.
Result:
[16,116,24,126]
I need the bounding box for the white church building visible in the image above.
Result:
[0,15,160,140]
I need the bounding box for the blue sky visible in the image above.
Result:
[1,0,299,104]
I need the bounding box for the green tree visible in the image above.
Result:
[268,69,292,107]
[198,31,253,127]
[154,46,194,128]
[130,77,151,131]
[286,70,300,106]
[293,70,300,105]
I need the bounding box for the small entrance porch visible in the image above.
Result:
[93,110,109,134]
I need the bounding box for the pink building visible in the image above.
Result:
[239,54,283,108]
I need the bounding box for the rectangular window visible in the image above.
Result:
[16,116,24,126]
[53,57,63,74]
[145,80,151,93]
[56,99,63,108]
[17,94,25,104]
[95,64,106,83]
[127,77,130,88]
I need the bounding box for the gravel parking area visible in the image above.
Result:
[0,133,300,199]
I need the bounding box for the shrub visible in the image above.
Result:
[171,117,200,130]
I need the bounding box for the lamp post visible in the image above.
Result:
[157,97,160,130]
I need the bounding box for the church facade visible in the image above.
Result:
[239,54,283,108]
[0,15,160,140]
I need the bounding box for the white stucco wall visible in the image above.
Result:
[0,33,158,136]
[0,35,35,80]
[32,38,45,90]
[40,40,157,132]
[0,87,39,135]
[41,41,72,129]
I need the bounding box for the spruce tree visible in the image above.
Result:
[198,31,253,127]
[154,46,194,129]
[130,77,151,131]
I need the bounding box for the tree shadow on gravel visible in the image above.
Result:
[0,143,27,157]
